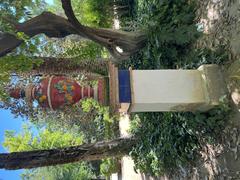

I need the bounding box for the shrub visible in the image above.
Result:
[118,0,231,176]
[100,158,120,178]
[120,0,200,69]
[130,97,231,176]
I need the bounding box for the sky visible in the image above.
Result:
[0,110,25,180]
[46,0,54,5]
[0,0,54,179]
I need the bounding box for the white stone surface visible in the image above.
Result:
[130,65,226,112]
[110,173,119,180]
[131,69,206,112]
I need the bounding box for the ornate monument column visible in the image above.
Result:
[9,64,226,113]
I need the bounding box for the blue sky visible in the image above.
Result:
[47,0,54,5]
[0,109,25,180]
[0,0,54,179]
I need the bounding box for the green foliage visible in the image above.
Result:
[100,158,120,177]
[0,0,48,85]
[81,98,118,140]
[130,98,231,176]
[0,55,43,101]
[120,0,201,69]
[40,38,110,74]
[0,55,42,74]
[179,46,229,69]
[3,124,95,180]
[0,0,46,33]
[16,32,30,41]
[3,126,84,152]
[63,41,103,59]
[42,39,106,61]
[81,98,112,124]
[21,162,95,180]
[31,97,118,147]
[228,60,240,81]
[44,0,112,64]
[118,0,232,176]
[81,99,120,178]
[49,0,112,28]
[77,0,112,28]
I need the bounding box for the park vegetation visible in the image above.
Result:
[0,0,231,179]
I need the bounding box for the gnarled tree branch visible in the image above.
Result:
[0,2,146,61]
[61,0,146,61]
[0,12,79,57]
[0,33,22,57]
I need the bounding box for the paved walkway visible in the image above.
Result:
[119,114,143,180]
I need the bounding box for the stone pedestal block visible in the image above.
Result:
[129,65,226,112]
[108,62,227,113]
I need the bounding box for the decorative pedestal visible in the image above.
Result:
[9,63,226,113]
[109,63,227,113]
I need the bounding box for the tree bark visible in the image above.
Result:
[0,137,136,170]
[0,33,23,58]
[0,0,146,61]
[31,57,109,76]
[0,12,78,57]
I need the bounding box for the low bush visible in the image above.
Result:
[119,0,231,176]
[100,158,120,178]
[130,98,231,175]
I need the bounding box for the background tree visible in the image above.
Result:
[3,124,96,179]
[0,136,136,170]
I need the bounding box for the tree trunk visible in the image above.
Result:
[0,137,136,170]
[0,0,146,61]
[31,57,109,76]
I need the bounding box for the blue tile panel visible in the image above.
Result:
[118,70,132,103]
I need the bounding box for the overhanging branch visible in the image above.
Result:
[0,12,81,57]
[0,33,22,57]
[61,0,147,61]
[0,3,146,60]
